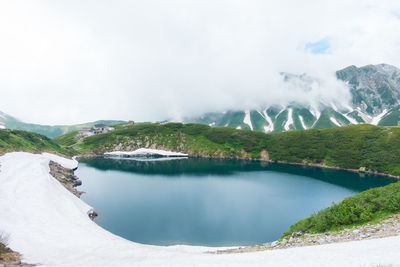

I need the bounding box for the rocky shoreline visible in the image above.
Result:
[49,160,82,197]
[48,160,98,220]
[216,214,400,254]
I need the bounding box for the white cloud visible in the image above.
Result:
[0,0,399,124]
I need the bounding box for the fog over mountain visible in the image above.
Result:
[0,1,400,124]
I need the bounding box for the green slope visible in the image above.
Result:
[57,123,400,176]
[284,181,400,236]
[70,123,269,159]
[4,120,125,138]
[0,129,67,155]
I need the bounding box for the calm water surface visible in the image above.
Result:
[76,157,396,246]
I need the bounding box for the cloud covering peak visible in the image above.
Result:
[0,0,399,124]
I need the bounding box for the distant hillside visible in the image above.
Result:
[57,122,400,176]
[0,111,125,138]
[0,129,67,155]
[186,64,400,132]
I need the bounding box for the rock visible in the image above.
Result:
[88,210,98,220]
[271,241,279,247]
[352,229,360,234]
[281,239,287,245]
[263,243,272,248]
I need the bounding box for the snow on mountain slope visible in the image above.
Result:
[371,109,388,126]
[329,117,341,127]
[262,109,274,132]
[298,115,308,130]
[341,112,358,125]
[284,108,294,131]
[186,64,400,133]
[243,110,253,130]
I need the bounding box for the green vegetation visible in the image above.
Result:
[283,181,400,236]
[54,131,80,147]
[0,129,67,155]
[266,124,400,175]
[69,122,269,159]
[55,122,400,176]
[3,121,400,238]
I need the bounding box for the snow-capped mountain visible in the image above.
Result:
[186,64,400,132]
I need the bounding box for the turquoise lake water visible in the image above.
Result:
[76,157,396,246]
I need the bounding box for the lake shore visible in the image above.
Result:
[217,214,400,254]
[76,149,400,180]
[1,152,400,266]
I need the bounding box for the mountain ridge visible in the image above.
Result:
[186,63,400,133]
[0,112,125,138]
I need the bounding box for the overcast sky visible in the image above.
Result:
[0,0,400,125]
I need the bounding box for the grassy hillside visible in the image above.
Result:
[0,129,67,155]
[69,123,269,159]
[56,123,400,176]
[54,131,80,147]
[283,181,400,236]
[267,124,400,175]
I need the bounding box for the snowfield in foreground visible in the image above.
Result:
[0,152,400,266]
[104,148,188,157]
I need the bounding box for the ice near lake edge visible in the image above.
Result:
[104,148,188,157]
[0,152,400,266]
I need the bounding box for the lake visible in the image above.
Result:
[76,157,396,246]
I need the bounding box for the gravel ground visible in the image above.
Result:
[217,214,400,254]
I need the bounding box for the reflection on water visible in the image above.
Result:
[76,157,396,246]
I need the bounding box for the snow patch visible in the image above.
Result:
[283,108,293,131]
[104,148,188,157]
[345,105,354,112]
[243,110,253,130]
[371,109,388,125]
[298,115,308,130]
[106,156,188,162]
[42,152,78,169]
[330,116,341,127]
[356,110,373,123]
[331,103,338,112]
[262,109,274,133]
[341,113,358,125]
[309,106,321,120]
